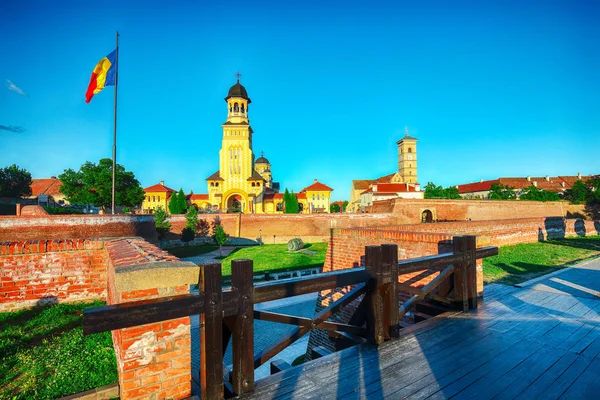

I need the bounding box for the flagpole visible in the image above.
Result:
[112,31,119,214]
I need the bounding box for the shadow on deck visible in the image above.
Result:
[240,283,600,399]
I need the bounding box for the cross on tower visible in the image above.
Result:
[235,71,243,82]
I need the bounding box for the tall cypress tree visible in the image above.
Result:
[177,188,187,214]
[168,191,177,214]
[283,189,291,213]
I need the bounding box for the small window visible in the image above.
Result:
[257,182,260,187]
[241,104,245,113]
[234,103,239,112]
[276,202,283,212]
[215,182,219,187]
[251,182,255,187]
[312,194,315,200]
[408,148,412,153]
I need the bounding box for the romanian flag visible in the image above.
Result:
[85,50,117,103]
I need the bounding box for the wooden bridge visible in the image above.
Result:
[83,235,600,399]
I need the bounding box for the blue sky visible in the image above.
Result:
[1,0,599,201]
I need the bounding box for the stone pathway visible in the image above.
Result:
[181,246,238,265]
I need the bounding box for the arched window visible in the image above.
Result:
[234,103,239,112]
[251,182,255,187]
[211,182,214,187]
[312,194,315,200]
[276,202,283,212]
[408,148,412,153]
[229,106,232,113]
[257,182,260,187]
[215,182,219,187]
[241,104,245,113]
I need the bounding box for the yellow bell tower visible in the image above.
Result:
[397,126,418,184]
[207,73,266,213]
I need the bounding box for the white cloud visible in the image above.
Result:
[5,79,28,97]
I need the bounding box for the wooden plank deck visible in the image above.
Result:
[239,283,600,399]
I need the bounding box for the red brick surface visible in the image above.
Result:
[0,215,158,242]
[0,239,107,311]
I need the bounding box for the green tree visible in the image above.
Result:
[168,191,178,214]
[520,185,560,202]
[176,188,187,214]
[214,225,228,257]
[211,215,222,235]
[154,206,171,240]
[330,203,341,213]
[185,206,199,233]
[424,182,444,199]
[283,189,291,213]
[59,158,144,210]
[0,164,32,198]
[584,177,600,203]
[288,191,299,213]
[489,183,516,200]
[563,180,589,204]
[342,200,349,212]
[442,187,462,200]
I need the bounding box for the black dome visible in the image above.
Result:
[225,81,251,103]
[256,156,270,164]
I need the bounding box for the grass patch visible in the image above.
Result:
[483,236,600,285]
[167,244,219,258]
[219,243,327,276]
[0,301,117,400]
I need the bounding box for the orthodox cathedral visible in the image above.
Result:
[143,78,333,214]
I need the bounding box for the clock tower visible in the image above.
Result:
[397,127,418,184]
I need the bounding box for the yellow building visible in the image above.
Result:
[302,180,334,213]
[205,79,333,214]
[142,181,175,213]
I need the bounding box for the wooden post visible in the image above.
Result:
[465,235,478,310]
[381,244,400,339]
[365,245,385,345]
[199,263,224,399]
[230,259,255,395]
[453,236,469,312]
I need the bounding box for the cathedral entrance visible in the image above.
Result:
[226,195,243,213]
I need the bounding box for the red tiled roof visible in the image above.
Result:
[457,174,599,194]
[352,180,374,190]
[31,178,63,197]
[456,180,499,194]
[360,188,373,195]
[187,194,209,201]
[143,183,176,193]
[302,181,333,192]
[376,173,395,183]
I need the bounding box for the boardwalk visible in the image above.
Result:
[240,261,600,399]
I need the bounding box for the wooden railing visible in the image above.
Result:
[83,235,497,399]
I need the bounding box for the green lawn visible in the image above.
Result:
[167,244,219,258]
[483,236,600,285]
[219,243,327,276]
[0,301,117,400]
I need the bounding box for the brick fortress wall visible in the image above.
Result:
[0,235,199,399]
[370,198,586,221]
[0,214,158,242]
[0,239,108,311]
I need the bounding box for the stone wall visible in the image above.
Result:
[0,215,158,242]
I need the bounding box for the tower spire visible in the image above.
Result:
[405,126,409,137]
